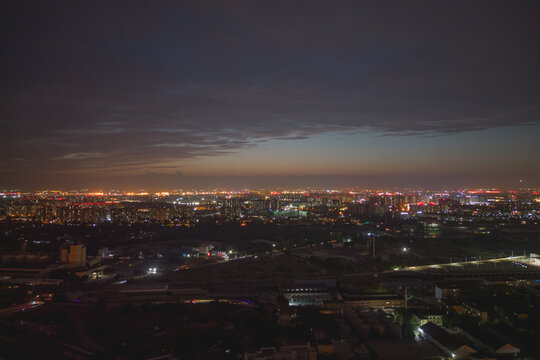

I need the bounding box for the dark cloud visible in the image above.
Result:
[1,1,539,189]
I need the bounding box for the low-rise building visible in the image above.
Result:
[244,345,316,360]
[342,293,405,309]
[458,324,520,357]
[282,285,332,306]
[420,322,476,359]
[412,311,444,327]
[365,339,443,360]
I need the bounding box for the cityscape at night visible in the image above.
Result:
[2,1,540,360]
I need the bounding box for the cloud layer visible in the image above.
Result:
[1,1,539,189]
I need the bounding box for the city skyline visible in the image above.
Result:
[2,1,540,190]
[3,3,540,359]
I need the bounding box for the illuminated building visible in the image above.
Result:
[60,243,87,268]
[424,222,441,238]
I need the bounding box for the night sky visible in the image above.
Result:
[1,1,539,190]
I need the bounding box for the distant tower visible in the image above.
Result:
[367,235,376,258]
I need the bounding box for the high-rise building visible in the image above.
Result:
[424,222,441,238]
[60,243,86,268]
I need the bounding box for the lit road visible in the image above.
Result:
[0,300,46,318]
[392,255,537,273]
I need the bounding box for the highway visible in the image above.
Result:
[0,300,46,318]
[393,255,538,273]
